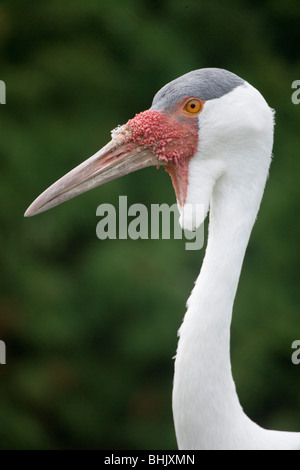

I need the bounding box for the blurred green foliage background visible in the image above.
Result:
[0,0,299,450]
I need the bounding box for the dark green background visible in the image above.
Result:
[0,0,299,449]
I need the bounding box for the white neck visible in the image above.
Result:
[173,161,270,450]
[172,86,300,450]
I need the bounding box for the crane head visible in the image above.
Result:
[25,68,273,229]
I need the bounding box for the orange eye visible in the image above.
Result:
[183,98,204,115]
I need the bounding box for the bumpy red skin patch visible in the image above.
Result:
[124,109,199,206]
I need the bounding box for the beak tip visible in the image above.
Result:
[24,207,33,218]
[24,202,41,218]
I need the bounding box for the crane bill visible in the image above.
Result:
[24,138,161,217]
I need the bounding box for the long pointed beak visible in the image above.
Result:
[24,128,161,217]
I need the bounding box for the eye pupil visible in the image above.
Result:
[190,103,196,109]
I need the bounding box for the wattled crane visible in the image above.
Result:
[25,68,300,450]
